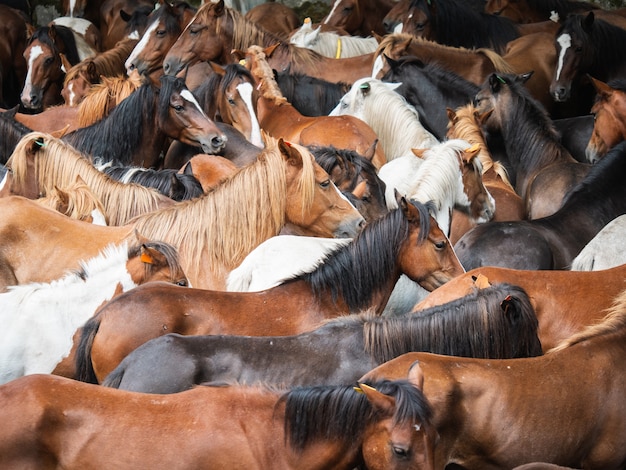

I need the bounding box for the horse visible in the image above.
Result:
[0,106,31,164]
[475,72,590,219]
[330,77,439,161]
[241,44,388,169]
[103,283,541,394]
[570,215,626,272]
[244,3,300,39]
[586,77,626,163]
[50,16,101,58]
[0,4,28,109]
[1,133,364,290]
[99,0,155,50]
[550,12,626,106]
[290,19,378,57]
[446,103,526,244]
[321,0,398,36]
[6,132,174,226]
[0,239,187,383]
[454,139,626,271]
[360,288,626,468]
[163,0,376,85]
[0,374,433,470]
[484,0,597,23]
[62,74,227,168]
[75,197,464,383]
[379,139,495,237]
[124,1,197,79]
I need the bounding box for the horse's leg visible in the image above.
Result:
[0,253,17,292]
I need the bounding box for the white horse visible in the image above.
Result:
[329,77,439,161]
[289,19,378,58]
[226,235,428,316]
[379,139,496,236]
[0,241,186,384]
[570,214,626,271]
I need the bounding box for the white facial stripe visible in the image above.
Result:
[0,171,8,192]
[324,0,341,24]
[90,209,108,226]
[236,82,263,148]
[555,33,571,81]
[22,45,44,98]
[372,55,384,78]
[67,82,76,106]
[69,0,76,16]
[180,89,209,117]
[335,182,359,211]
[393,23,403,34]
[126,20,159,71]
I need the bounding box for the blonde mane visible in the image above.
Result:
[7,132,166,226]
[77,74,143,127]
[549,289,626,353]
[36,176,108,224]
[132,135,316,283]
[246,45,287,104]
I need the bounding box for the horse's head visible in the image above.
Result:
[125,238,189,288]
[586,76,626,164]
[474,72,532,132]
[457,142,496,224]
[323,0,364,35]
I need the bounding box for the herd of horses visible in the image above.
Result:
[0,0,626,467]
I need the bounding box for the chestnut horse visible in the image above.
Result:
[0,374,433,470]
[0,4,28,109]
[415,264,626,351]
[0,239,186,383]
[360,288,626,468]
[35,176,108,225]
[585,77,626,163]
[322,0,398,36]
[75,197,463,383]
[0,133,363,290]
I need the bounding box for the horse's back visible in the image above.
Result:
[571,215,626,271]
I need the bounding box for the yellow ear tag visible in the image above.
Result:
[239,59,247,66]
[468,143,481,153]
[353,386,364,394]
[304,17,311,24]
[140,252,154,264]
[358,383,378,392]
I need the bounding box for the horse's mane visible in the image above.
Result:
[605,78,626,93]
[309,145,379,190]
[282,380,433,451]
[28,25,81,65]
[0,107,31,164]
[549,288,626,352]
[7,132,166,225]
[246,45,287,104]
[364,282,542,361]
[36,176,108,223]
[77,74,142,127]
[526,0,597,19]
[290,200,430,312]
[131,136,316,282]
[448,103,514,189]
[408,0,520,53]
[292,29,378,58]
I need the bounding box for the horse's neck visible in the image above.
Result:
[255,95,304,142]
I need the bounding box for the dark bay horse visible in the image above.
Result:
[453,139,626,270]
[360,288,626,468]
[102,283,541,393]
[62,75,227,168]
[322,0,398,36]
[0,4,28,109]
[0,374,433,470]
[76,198,464,383]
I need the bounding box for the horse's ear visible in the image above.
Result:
[59,53,72,74]
[462,143,481,164]
[397,192,419,223]
[583,11,594,32]
[48,24,58,42]
[518,71,533,84]
[213,0,225,16]
[74,174,88,185]
[475,108,493,126]
[472,273,491,289]
[86,60,98,81]
[278,138,303,167]
[264,43,280,58]
[407,360,425,390]
[411,148,427,159]
[140,244,167,267]
[134,229,151,246]
[49,125,71,139]
[372,32,383,43]
[27,136,46,155]
[231,49,246,63]
[356,383,395,416]
[488,73,504,92]
[26,23,35,39]
[352,180,367,199]
[383,53,400,70]
[363,138,378,161]
[168,174,183,199]
[446,107,457,124]
[588,75,612,98]
[209,61,226,76]
[500,294,521,322]
[53,185,70,206]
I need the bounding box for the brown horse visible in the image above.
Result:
[99,0,154,50]
[415,264,626,351]
[0,374,432,470]
[75,197,464,383]
[360,288,626,468]
[0,4,28,109]
[244,2,300,39]
[163,0,376,84]
[1,133,364,290]
[586,76,626,164]
[178,154,239,193]
[241,44,387,168]
[322,0,398,36]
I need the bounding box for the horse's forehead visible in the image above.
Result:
[180,89,208,117]
[26,44,44,62]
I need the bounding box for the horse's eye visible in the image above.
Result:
[44,56,54,66]
[176,279,188,287]
[343,6,353,12]
[434,240,446,250]
[415,22,426,31]
[228,97,236,105]
[189,26,202,35]
[320,179,331,189]
[173,105,183,112]
[392,445,409,459]
[156,29,166,37]
[575,46,583,53]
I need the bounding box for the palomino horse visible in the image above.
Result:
[0,133,364,290]
[241,45,388,169]
[454,139,626,270]
[322,0,397,36]
[0,239,186,383]
[585,77,626,163]
[35,176,108,225]
[474,72,590,219]
[290,20,378,58]
[103,283,541,393]
[330,77,438,161]
[21,24,82,111]
[163,0,376,84]
[415,263,626,351]
[571,216,626,272]
[550,12,626,105]
[360,289,626,468]
[63,74,227,168]
[0,374,433,470]
[76,198,463,383]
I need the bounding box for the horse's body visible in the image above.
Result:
[0,374,430,470]
[416,264,626,351]
[177,153,239,193]
[290,21,378,58]
[0,241,186,383]
[360,289,626,469]
[1,134,363,290]
[104,283,541,393]
[243,45,388,169]
[76,199,464,383]
[62,75,226,168]
[571,216,626,272]
[585,77,626,163]
[484,0,597,23]
[454,140,626,271]
[475,72,590,219]
[0,4,28,109]
[322,0,397,36]
[330,77,439,161]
